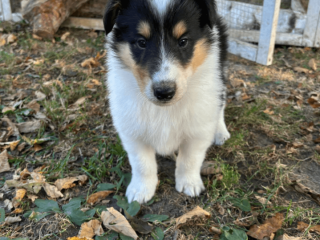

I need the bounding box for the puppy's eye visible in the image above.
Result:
[179,38,188,48]
[137,39,147,49]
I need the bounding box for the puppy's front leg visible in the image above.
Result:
[175,138,211,197]
[123,138,158,203]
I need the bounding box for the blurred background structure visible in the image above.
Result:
[1,0,319,65]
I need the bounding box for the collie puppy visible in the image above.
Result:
[103,0,230,203]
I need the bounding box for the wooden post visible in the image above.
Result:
[315,14,320,48]
[303,0,320,47]
[256,0,281,66]
[0,0,12,21]
[22,0,90,39]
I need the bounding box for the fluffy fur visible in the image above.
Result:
[104,0,230,203]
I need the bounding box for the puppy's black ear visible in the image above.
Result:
[103,0,129,35]
[195,0,217,29]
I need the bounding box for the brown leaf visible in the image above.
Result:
[35,91,46,101]
[54,175,88,191]
[81,58,100,68]
[12,208,24,214]
[16,120,42,133]
[12,189,27,208]
[313,137,320,143]
[308,97,320,108]
[32,34,42,40]
[5,179,43,194]
[7,34,17,44]
[10,140,20,151]
[209,226,222,235]
[2,107,15,113]
[277,234,302,240]
[201,161,221,175]
[294,67,310,74]
[290,180,320,205]
[87,191,113,205]
[5,216,21,224]
[67,237,93,240]
[297,221,320,234]
[27,194,38,202]
[263,108,274,115]
[308,59,317,71]
[255,195,272,207]
[247,213,284,240]
[43,183,64,199]
[101,208,138,240]
[26,100,40,112]
[70,97,88,109]
[79,219,104,238]
[61,32,71,41]
[175,206,211,227]
[0,150,10,173]
[31,172,46,182]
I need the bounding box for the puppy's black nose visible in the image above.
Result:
[153,82,176,101]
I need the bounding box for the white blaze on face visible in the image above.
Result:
[149,0,172,16]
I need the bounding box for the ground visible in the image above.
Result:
[0,21,320,240]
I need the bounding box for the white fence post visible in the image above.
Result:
[256,0,281,66]
[1,0,12,21]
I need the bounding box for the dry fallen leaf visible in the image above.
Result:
[263,108,274,115]
[4,199,13,210]
[0,150,10,173]
[175,206,211,227]
[255,195,272,207]
[43,183,64,199]
[289,180,320,205]
[247,213,284,240]
[308,58,317,71]
[12,189,27,208]
[101,208,138,240]
[67,237,93,240]
[70,97,88,109]
[81,58,100,68]
[61,32,71,41]
[7,34,17,44]
[308,93,320,108]
[10,140,20,151]
[35,91,46,101]
[27,194,38,202]
[294,67,310,74]
[277,234,302,240]
[79,219,104,238]
[201,161,221,175]
[87,191,113,205]
[12,208,24,214]
[55,175,88,191]
[32,34,42,40]
[297,221,320,234]
[5,216,22,224]
[26,100,40,112]
[16,120,42,133]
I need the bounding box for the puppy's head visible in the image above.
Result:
[104,0,217,106]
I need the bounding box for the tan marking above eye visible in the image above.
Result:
[173,21,187,39]
[137,21,151,39]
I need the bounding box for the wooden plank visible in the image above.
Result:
[229,29,304,46]
[228,38,258,62]
[315,13,320,47]
[216,1,307,34]
[61,17,104,30]
[291,0,306,14]
[2,0,12,21]
[302,0,320,46]
[256,0,281,65]
[0,0,3,21]
[12,13,23,22]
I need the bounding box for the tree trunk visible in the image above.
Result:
[72,0,109,18]
[22,0,90,39]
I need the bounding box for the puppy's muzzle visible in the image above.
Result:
[153,81,176,102]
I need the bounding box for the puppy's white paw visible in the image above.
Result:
[214,126,230,146]
[175,173,205,197]
[126,176,157,203]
